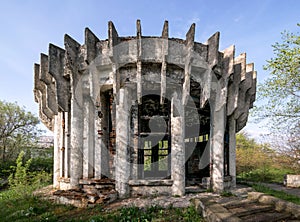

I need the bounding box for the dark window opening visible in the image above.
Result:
[224,131,230,176]
[138,94,171,179]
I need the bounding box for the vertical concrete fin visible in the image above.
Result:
[245,63,256,110]
[34,61,53,130]
[246,63,254,73]
[183,23,195,105]
[207,32,220,67]
[249,71,257,107]
[38,55,55,121]
[108,21,119,49]
[226,53,245,116]
[137,19,142,38]
[34,63,41,103]
[137,20,142,104]
[40,53,58,115]
[48,43,70,112]
[64,34,81,78]
[160,21,169,104]
[185,23,195,49]
[233,57,254,131]
[108,22,120,105]
[237,52,246,81]
[85,27,99,64]
[222,45,235,78]
[40,54,50,84]
[137,19,142,59]
[162,20,169,38]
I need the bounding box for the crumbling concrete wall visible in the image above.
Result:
[34,20,256,196]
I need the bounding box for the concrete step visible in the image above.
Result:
[194,191,300,222]
[240,210,292,222]
[227,203,273,217]
[219,198,256,209]
[185,186,206,193]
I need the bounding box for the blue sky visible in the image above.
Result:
[0,0,299,138]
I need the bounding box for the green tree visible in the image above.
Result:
[258,24,300,167]
[259,24,300,132]
[0,100,40,161]
[236,132,273,176]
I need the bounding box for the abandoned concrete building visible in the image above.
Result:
[34,20,256,198]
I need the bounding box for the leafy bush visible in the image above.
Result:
[29,157,53,173]
[7,151,52,197]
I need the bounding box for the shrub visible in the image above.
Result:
[7,151,52,196]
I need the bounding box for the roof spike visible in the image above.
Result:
[137,19,142,38]
[162,20,168,38]
[222,45,235,77]
[108,21,119,48]
[207,32,220,67]
[246,63,254,73]
[185,23,195,48]
[85,27,99,64]
[64,34,80,49]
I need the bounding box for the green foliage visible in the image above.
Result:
[220,191,234,197]
[0,192,72,222]
[0,159,15,178]
[236,132,297,183]
[0,195,204,222]
[0,100,40,162]
[7,151,52,197]
[88,205,203,222]
[255,24,300,170]
[259,24,300,130]
[236,132,273,175]
[29,157,53,173]
[8,151,32,191]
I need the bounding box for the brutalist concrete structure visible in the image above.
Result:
[34,20,256,198]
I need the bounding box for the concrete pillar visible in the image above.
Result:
[229,116,237,188]
[53,114,61,189]
[94,103,102,179]
[69,81,83,188]
[115,87,130,198]
[171,92,185,196]
[211,106,225,192]
[130,101,139,180]
[59,112,65,178]
[83,98,95,179]
[64,111,70,178]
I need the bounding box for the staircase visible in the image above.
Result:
[193,190,300,222]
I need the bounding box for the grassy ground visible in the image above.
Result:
[237,168,295,184]
[0,188,204,222]
[250,183,300,205]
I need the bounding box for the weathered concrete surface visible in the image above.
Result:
[34,20,257,197]
[194,187,300,222]
[248,191,300,218]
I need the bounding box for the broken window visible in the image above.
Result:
[138,94,171,179]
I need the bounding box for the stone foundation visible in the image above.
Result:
[129,179,173,196]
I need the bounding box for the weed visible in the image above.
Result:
[220,191,234,197]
